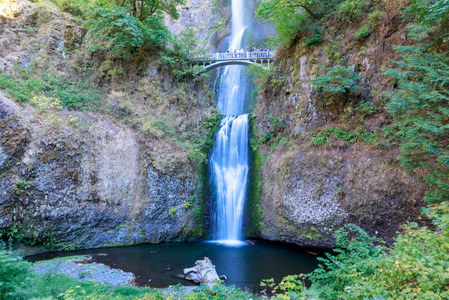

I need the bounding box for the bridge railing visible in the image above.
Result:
[191,51,274,61]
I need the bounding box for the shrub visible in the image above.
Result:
[0,242,30,299]
[312,65,362,94]
[261,275,305,299]
[159,29,201,80]
[368,9,385,27]
[302,27,324,48]
[354,26,371,41]
[48,0,91,17]
[85,5,145,59]
[309,224,386,299]
[338,0,366,23]
[85,5,169,60]
[169,207,177,218]
[309,204,449,299]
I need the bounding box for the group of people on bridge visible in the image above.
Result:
[197,47,272,61]
[226,47,271,57]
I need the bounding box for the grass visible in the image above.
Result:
[0,68,101,110]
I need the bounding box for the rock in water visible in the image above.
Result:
[183,257,223,287]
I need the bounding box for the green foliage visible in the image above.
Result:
[0,242,30,299]
[159,29,204,80]
[255,0,332,44]
[85,5,169,60]
[338,0,366,23]
[258,116,285,145]
[17,270,158,299]
[183,283,255,299]
[0,69,100,109]
[246,117,264,237]
[311,127,359,146]
[353,26,371,41]
[404,0,449,25]
[403,0,449,50]
[169,207,177,218]
[312,65,362,94]
[116,0,184,21]
[368,9,385,28]
[189,109,221,237]
[49,0,91,17]
[311,125,383,147]
[308,224,387,299]
[13,180,33,195]
[261,275,305,299]
[367,220,449,299]
[309,203,449,299]
[302,25,324,48]
[195,109,221,162]
[384,38,449,203]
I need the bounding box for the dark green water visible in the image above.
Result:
[27,240,320,292]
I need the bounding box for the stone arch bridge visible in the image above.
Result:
[191,51,273,73]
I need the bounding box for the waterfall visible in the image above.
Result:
[210,0,250,245]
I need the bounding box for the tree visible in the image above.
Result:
[256,0,339,44]
[84,0,174,59]
[116,0,184,20]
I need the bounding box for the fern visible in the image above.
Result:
[384,38,449,203]
[0,241,30,299]
[312,65,362,94]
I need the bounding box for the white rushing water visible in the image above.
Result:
[210,0,250,245]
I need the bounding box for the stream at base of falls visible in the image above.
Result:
[27,240,321,292]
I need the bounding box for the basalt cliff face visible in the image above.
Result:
[251,12,425,247]
[165,0,232,50]
[0,0,215,253]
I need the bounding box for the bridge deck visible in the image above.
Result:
[192,51,273,62]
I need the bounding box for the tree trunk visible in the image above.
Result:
[183,257,223,287]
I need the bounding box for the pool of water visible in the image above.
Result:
[27,240,321,292]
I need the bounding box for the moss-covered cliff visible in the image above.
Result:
[250,5,425,247]
[0,0,219,253]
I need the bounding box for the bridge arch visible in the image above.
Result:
[196,60,254,74]
[192,51,273,74]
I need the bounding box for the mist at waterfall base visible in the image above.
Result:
[27,240,320,292]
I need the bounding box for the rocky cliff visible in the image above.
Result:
[165,0,232,50]
[0,0,215,253]
[251,11,425,247]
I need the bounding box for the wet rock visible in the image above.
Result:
[0,146,8,168]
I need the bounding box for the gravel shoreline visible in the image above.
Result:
[31,255,202,296]
[31,255,135,287]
